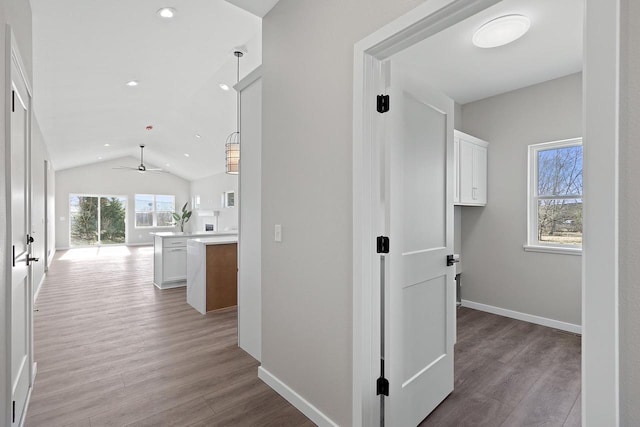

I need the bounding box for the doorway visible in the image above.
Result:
[352,0,619,425]
[68,194,127,247]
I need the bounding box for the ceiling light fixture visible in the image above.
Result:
[184,153,190,157]
[225,50,243,175]
[195,134,201,139]
[472,14,530,48]
[157,7,176,19]
[219,83,230,91]
[126,80,139,87]
[104,143,111,147]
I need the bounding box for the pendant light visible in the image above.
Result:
[225,50,243,174]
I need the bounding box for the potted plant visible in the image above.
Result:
[173,202,192,232]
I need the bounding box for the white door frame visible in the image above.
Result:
[4,25,35,426]
[352,0,620,425]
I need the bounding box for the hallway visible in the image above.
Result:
[26,246,312,426]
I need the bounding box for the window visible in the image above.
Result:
[69,194,127,247]
[527,138,582,253]
[135,194,175,228]
[223,191,235,208]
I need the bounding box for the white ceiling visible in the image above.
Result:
[31,0,261,180]
[394,0,583,104]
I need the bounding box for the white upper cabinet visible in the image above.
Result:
[454,130,488,206]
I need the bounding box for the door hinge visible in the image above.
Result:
[12,400,15,423]
[377,359,389,396]
[376,236,389,254]
[377,94,389,113]
[12,90,15,112]
[12,245,16,267]
[377,376,389,396]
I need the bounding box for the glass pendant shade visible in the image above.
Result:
[225,51,243,175]
[225,132,240,175]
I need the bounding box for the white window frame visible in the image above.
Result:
[68,193,128,247]
[525,137,583,255]
[134,194,176,228]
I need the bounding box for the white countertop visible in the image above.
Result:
[188,236,238,246]
[153,231,237,238]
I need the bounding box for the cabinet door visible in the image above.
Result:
[164,247,187,282]
[472,145,487,204]
[453,137,460,204]
[459,140,474,204]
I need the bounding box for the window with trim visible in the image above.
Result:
[527,138,583,251]
[135,194,175,228]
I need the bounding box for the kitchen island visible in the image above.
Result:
[186,236,238,314]
[152,231,237,289]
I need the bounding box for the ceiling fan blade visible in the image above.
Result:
[145,168,163,171]
[112,166,138,170]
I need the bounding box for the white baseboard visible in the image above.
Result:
[34,274,46,302]
[461,299,582,335]
[258,366,339,427]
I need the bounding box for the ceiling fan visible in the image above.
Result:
[113,144,165,173]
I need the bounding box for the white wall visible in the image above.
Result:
[459,73,582,326]
[31,118,54,297]
[190,172,238,233]
[237,70,262,361]
[620,0,640,423]
[55,157,190,249]
[262,1,424,425]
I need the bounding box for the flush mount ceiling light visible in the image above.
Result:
[472,14,531,48]
[219,83,230,91]
[157,7,176,18]
[195,134,201,139]
[125,80,139,87]
[184,153,190,157]
[104,143,110,147]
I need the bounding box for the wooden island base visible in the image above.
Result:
[206,243,238,311]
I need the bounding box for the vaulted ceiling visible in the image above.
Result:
[31,0,262,180]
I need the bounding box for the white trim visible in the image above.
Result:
[523,245,582,256]
[17,362,35,427]
[352,1,502,425]
[583,0,620,424]
[258,367,339,427]
[353,0,621,425]
[461,299,582,335]
[33,274,45,302]
[527,137,583,250]
[234,65,262,92]
[56,243,153,251]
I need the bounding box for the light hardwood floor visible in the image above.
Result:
[26,246,313,427]
[26,245,580,426]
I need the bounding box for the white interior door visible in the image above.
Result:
[384,61,455,426]
[9,53,33,426]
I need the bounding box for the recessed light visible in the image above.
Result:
[195,134,201,139]
[104,143,110,147]
[219,83,230,91]
[125,80,139,87]
[184,153,190,157]
[472,15,530,48]
[98,156,103,160]
[166,163,170,167]
[157,7,176,19]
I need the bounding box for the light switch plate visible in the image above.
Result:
[274,224,282,242]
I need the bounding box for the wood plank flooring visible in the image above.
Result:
[420,307,581,426]
[26,245,580,426]
[26,246,313,427]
